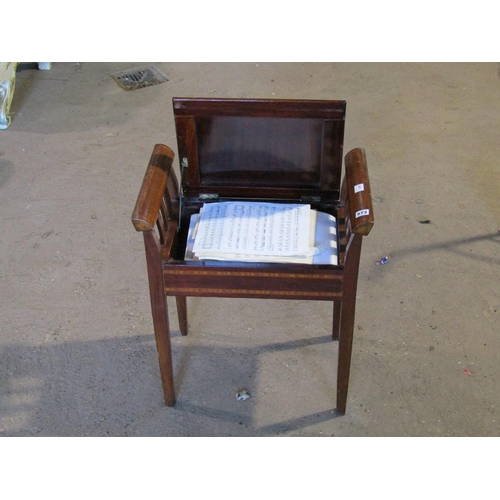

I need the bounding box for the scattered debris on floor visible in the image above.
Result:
[375,256,388,266]
[418,219,432,224]
[236,389,250,401]
[464,369,472,376]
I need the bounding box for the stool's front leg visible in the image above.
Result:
[144,230,175,406]
[336,234,362,415]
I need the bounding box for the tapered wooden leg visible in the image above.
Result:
[332,301,341,341]
[144,231,176,406]
[176,296,188,335]
[337,234,362,415]
[337,295,355,415]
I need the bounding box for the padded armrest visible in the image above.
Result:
[345,148,374,236]
[132,144,175,231]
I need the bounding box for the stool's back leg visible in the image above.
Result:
[332,301,342,341]
[176,296,188,336]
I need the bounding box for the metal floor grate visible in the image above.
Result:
[111,66,168,91]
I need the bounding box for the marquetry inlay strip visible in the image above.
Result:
[164,287,340,298]
[163,269,339,280]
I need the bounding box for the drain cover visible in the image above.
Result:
[111,66,168,91]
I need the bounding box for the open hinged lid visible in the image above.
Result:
[173,98,346,205]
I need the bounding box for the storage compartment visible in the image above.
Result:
[169,97,347,266]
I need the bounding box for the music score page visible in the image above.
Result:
[192,202,312,257]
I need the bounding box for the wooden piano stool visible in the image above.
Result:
[131,98,374,415]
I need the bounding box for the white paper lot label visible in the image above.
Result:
[354,183,365,193]
[355,209,370,218]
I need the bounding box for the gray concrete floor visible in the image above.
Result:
[1,62,499,437]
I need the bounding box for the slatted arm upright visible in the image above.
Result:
[131,144,180,406]
[335,147,374,414]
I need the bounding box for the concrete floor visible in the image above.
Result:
[1,62,499,437]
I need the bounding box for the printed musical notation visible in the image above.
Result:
[192,202,311,257]
[186,201,338,265]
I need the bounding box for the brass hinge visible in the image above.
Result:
[199,193,219,201]
[301,195,321,204]
[178,158,189,231]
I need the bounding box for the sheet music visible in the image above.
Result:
[192,202,312,257]
[185,208,338,264]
